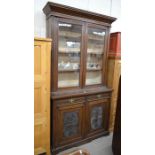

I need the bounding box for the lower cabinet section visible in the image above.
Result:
[51,92,111,154]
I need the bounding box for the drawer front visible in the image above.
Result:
[87,93,110,102]
[55,97,85,106]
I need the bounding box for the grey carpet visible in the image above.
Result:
[58,133,113,155]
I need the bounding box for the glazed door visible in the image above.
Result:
[84,24,107,86]
[57,18,84,89]
[56,102,85,146]
[86,99,109,137]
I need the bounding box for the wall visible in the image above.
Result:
[34,0,121,37]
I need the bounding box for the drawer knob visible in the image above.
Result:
[97,94,101,98]
[70,99,74,103]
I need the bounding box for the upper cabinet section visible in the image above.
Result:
[43,2,116,91]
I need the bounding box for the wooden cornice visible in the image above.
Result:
[43,2,116,24]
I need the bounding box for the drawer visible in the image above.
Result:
[55,97,85,105]
[87,93,110,102]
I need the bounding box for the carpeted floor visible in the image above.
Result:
[58,133,113,155]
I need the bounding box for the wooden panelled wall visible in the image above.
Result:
[107,32,121,131]
[34,38,52,155]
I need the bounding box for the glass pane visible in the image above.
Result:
[86,27,105,85]
[58,22,82,88]
[91,106,103,130]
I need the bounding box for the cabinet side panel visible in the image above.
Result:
[104,28,111,85]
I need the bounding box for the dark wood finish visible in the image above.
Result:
[112,76,121,155]
[43,2,116,154]
[104,28,111,84]
[56,18,84,90]
[51,86,112,100]
[43,2,116,25]
[51,92,112,155]
[56,102,85,146]
[84,23,108,87]
[86,99,110,137]
[51,94,111,154]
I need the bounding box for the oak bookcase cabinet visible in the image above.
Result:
[43,2,116,154]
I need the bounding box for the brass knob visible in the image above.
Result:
[70,99,74,103]
[97,94,101,98]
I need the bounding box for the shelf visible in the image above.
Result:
[87,48,104,55]
[87,68,102,71]
[59,51,80,54]
[58,51,80,54]
[87,52,103,55]
[58,68,101,72]
[59,31,104,41]
[58,48,103,55]
[58,81,79,88]
[59,47,80,54]
[59,51,103,55]
[59,31,81,38]
[58,69,79,72]
[88,34,104,41]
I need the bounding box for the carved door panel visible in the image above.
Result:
[56,103,85,146]
[86,100,109,137]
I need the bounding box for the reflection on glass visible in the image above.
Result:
[58,22,82,88]
[63,112,79,137]
[91,106,103,130]
[86,27,105,85]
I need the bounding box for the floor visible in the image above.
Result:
[58,133,113,155]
